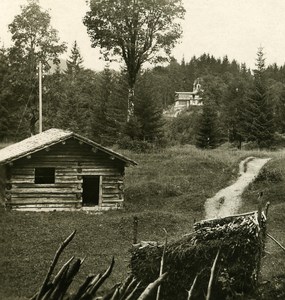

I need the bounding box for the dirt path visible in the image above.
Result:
[204,156,271,219]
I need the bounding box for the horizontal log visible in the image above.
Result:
[102,197,122,202]
[102,178,124,183]
[32,150,108,157]
[11,183,81,189]
[11,193,78,199]
[102,184,117,188]
[11,169,34,175]
[9,203,79,209]
[15,162,78,168]
[56,169,120,175]
[11,174,34,179]
[12,165,123,173]
[102,190,122,195]
[56,178,82,183]
[19,159,122,167]
[83,171,121,176]
[102,199,124,204]
[11,187,82,194]
[102,193,121,198]
[10,177,81,184]
[9,198,79,204]
[101,203,121,207]
[10,178,35,184]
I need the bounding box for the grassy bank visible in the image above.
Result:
[0,145,281,299]
[240,150,285,295]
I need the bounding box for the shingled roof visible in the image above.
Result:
[0,128,137,166]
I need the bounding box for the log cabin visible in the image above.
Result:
[0,128,137,211]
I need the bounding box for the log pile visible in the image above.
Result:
[130,211,267,300]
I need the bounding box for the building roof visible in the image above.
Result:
[0,128,137,166]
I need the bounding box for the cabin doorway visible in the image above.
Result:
[82,176,100,206]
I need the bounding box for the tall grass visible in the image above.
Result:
[240,151,285,290]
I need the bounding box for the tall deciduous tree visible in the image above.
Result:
[83,0,185,119]
[0,46,10,139]
[8,0,66,137]
[9,0,66,70]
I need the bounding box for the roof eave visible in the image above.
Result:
[0,133,73,166]
[0,132,138,167]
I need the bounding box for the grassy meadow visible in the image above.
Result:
[0,145,284,299]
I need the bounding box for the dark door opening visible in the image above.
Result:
[82,176,100,206]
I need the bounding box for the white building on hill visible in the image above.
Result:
[164,79,203,118]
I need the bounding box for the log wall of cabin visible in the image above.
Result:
[5,138,125,210]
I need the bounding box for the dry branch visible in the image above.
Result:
[206,250,220,300]
[138,273,168,300]
[156,228,167,300]
[267,233,285,252]
[187,275,198,300]
[36,230,76,300]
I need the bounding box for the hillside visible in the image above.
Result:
[0,146,284,299]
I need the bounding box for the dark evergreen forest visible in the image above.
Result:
[2,44,285,150]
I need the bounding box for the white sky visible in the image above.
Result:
[1,0,285,70]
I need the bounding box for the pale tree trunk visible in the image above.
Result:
[127,87,135,122]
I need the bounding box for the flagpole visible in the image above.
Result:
[39,61,42,133]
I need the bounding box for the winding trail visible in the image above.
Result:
[204,156,271,219]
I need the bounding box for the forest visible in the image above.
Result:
[1,0,285,151]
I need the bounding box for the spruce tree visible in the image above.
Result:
[195,98,220,149]
[221,72,253,149]
[92,66,113,144]
[66,41,84,76]
[126,72,164,143]
[242,48,275,148]
[92,67,128,145]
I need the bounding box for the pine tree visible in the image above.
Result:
[242,48,275,148]
[92,65,113,144]
[91,67,128,145]
[126,72,164,143]
[221,72,253,149]
[105,71,128,144]
[66,41,84,76]
[195,99,220,149]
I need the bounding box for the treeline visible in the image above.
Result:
[1,41,285,150]
[1,1,285,150]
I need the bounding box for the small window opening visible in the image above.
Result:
[35,168,55,184]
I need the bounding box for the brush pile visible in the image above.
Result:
[30,231,167,300]
[130,211,267,300]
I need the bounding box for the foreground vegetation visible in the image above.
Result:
[0,146,284,299]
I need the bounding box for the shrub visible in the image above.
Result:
[118,135,168,153]
[255,167,283,183]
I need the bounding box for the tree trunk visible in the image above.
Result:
[127,87,135,122]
